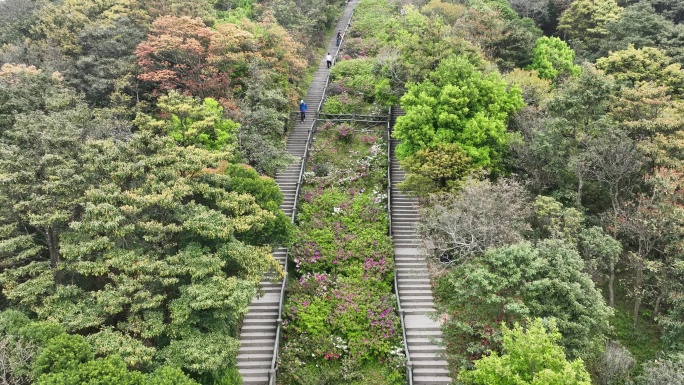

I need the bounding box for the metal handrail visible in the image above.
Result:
[268,4,356,385]
[268,116,316,385]
[388,106,413,385]
[317,113,389,123]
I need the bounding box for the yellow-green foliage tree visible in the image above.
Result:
[393,56,524,173]
[596,45,684,95]
[459,319,592,385]
[527,36,581,81]
[398,143,474,196]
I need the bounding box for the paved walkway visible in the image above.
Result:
[236,2,358,384]
[391,133,452,384]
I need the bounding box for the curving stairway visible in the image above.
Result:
[236,2,358,384]
[390,108,453,385]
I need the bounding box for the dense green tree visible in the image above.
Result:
[531,196,584,243]
[527,36,581,81]
[491,17,542,71]
[0,0,46,45]
[598,1,675,60]
[511,65,621,202]
[557,0,622,58]
[220,162,291,246]
[436,240,611,366]
[393,56,523,172]
[391,7,484,84]
[36,354,200,385]
[38,132,284,374]
[0,311,198,384]
[66,13,148,107]
[398,142,475,196]
[459,319,592,385]
[547,64,617,129]
[509,0,549,26]
[0,65,95,309]
[578,227,622,307]
[135,90,239,151]
[0,64,289,373]
[609,82,684,139]
[237,67,294,176]
[596,45,684,95]
[33,334,94,377]
[639,0,684,24]
[611,168,684,327]
[635,354,684,385]
[505,69,553,106]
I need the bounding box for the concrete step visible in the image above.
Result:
[409,344,446,353]
[414,367,450,376]
[241,322,277,331]
[242,318,278,326]
[400,295,435,303]
[407,337,443,346]
[238,345,277,354]
[411,359,449,367]
[236,360,271,369]
[402,302,435,309]
[240,338,276,348]
[237,353,273,362]
[240,331,277,340]
[239,368,269,383]
[398,286,432,293]
[400,290,434,297]
[411,353,447,362]
[404,308,437,315]
[247,305,279,313]
[396,270,429,277]
[413,375,452,385]
[398,277,430,283]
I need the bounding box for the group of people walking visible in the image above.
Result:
[299,30,344,123]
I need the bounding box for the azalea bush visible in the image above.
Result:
[305,122,387,192]
[322,93,360,114]
[292,189,394,286]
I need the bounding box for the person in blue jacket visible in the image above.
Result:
[299,100,307,122]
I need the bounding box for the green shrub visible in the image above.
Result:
[322,94,358,114]
[398,142,475,196]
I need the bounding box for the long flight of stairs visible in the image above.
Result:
[390,108,453,385]
[236,2,358,384]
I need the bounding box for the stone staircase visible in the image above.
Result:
[390,108,452,385]
[236,2,358,384]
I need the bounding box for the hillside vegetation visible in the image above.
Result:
[1,0,684,384]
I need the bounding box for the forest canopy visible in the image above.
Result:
[2,0,684,384]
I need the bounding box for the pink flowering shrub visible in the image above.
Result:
[335,124,355,143]
[306,125,388,191]
[278,121,404,385]
[280,274,404,384]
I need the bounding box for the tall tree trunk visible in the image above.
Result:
[577,172,583,208]
[633,257,643,327]
[609,261,615,308]
[654,294,663,316]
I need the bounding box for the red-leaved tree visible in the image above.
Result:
[136,16,253,111]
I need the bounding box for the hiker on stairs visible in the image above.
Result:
[299,100,307,122]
